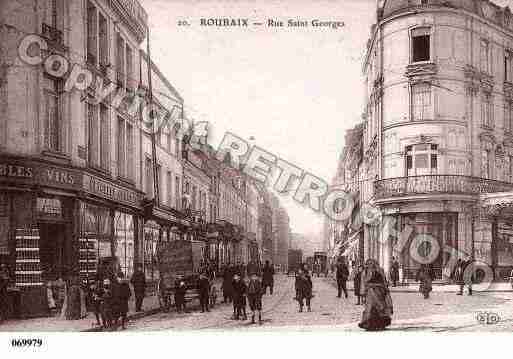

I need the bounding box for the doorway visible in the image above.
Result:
[39,222,68,280]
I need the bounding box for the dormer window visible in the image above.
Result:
[411,27,431,63]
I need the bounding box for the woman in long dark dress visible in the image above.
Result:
[358,259,393,331]
[416,264,433,299]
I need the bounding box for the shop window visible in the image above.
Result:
[144,222,159,281]
[411,27,430,63]
[405,143,438,176]
[482,93,493,128]
[114,212,134,278]
[44,77,61,152]
[411,83,431,121]
[80,203,112,282]
[497,221,513,267]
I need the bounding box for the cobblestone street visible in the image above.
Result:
[122,274,513,332]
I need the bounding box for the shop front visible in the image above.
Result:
[0,156,144,318]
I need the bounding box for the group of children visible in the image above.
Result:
[231,273,265,324]
[90,273,132,330]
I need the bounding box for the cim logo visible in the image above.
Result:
[476,311,500,325]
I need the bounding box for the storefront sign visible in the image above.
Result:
[0,159,80,190]
[83,174,141,207]
[36,197,62,218]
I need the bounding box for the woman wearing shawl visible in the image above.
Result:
[358,259,393,331]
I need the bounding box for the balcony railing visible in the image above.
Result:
[374,175,513,199]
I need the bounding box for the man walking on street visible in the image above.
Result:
[336,258,349,298]
[262,260,275,295]
[130,264,146,312]
[452,258,474,296]
[198,272,211,313]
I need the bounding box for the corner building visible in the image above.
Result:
[364,0,513,281]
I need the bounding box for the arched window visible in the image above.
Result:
[405,144,438,176]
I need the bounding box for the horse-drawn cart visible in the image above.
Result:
[156,240,217,311]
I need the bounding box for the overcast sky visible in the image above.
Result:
[140,0,512,239]
[140,0,377,239]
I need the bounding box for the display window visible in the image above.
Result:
[79,202,112,282]
[144,221,160,281]
[114,211,135,278]
[497,221,513,267]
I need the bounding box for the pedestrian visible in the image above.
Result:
[353,264,363,305]
[358,259,393,331]
[262,260,275,295]
[232,274,247,320]
[198,272,211,313]
[247,273,263,324]
[294,268,313,312]
[222,264,233,303]
[390,257,400,287]
[65,276,82,320]
[91,280,104,327]
[130,263,146,312]
[101,279,114,330]
[174,277,187,313]
[336,258,349,298]
[115,273,131,330]
[0,264,9,322]
[452,258,474,296]
[416,264,433,299]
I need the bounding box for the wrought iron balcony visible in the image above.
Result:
[374,175,513,199]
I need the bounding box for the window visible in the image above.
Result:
[44,77,61,152]
[192,185,197,210]
[505,102,513,133]
[145,158,153,197]
[482,93,493,128]
[98,13,108,68]
[505,51,513,82]
[157,164,162,203]
[167,130,173,153]
[509,156,513,183]
[126,123,134,180]
[116,34,125,87]
[86,1,97,65]
[405,144,438,176]
[126,45,133,90]
[412,28,430,63]
[87,100,109,170]
[481,40,490,74]
[175,176,180,209]
[167,171,173,206]
[100,105,109,170]
[117,117,126,177]
[482,148,492,179]
[411,83,431,121]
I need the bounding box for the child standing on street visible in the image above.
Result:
[232,274,247,320]
[353,265,363,305]
[247,273,263,324]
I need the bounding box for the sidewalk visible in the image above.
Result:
[0,295,161,332]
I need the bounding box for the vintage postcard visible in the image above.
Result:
[1,0,513,351]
